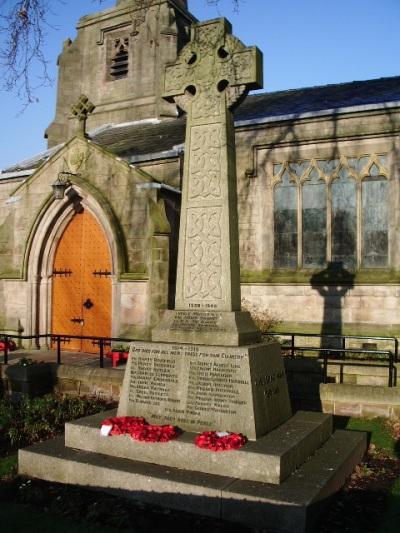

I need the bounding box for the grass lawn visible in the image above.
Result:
[345,417,399,457]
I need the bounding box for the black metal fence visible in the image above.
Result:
[269,332,398,387]
[0,333,136,368]
[1,331,398,387]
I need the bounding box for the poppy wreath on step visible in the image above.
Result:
[194,431,247,451]
[0,339,17,351]
[101,416,180,442]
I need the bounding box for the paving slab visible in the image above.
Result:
[18,429,366,532]
[66,409,332,484]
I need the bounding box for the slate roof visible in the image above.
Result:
[2,75,400,174]
[91,116,187,158]
[235,75,400,123]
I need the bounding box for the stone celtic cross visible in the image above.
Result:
[71,94,96,136]
[164,18,262,312]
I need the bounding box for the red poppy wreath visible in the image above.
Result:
[194,431,247,451]
[101,416,180,442]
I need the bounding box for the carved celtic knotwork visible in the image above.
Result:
[163,19,262,112]
[189,125,222,199]
[184,208,222,301]
[192,86,222,119]
[163,18,263,311]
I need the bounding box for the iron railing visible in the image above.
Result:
[269,332,398,387]
[0,333,136,368]
[1,331,398,386]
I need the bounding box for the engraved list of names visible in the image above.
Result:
[127,343,251,431]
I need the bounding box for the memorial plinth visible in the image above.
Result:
[117,340,291,439]
[152,310,261,346]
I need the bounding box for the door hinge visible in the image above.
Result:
[93,270,111,277]
[53,269,72,277]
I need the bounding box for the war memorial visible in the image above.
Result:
[18,17,367,532]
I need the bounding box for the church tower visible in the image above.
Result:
[45,0,194,147]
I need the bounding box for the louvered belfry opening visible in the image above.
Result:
[110,37,129,79]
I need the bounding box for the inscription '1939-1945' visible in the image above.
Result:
[170,311,222,332]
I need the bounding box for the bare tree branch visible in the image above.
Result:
[0,0,56,104]
[0,0,241,106]
[206,0,242,12]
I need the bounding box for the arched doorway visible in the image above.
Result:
[51,208,112,352]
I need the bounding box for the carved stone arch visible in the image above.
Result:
[26,184,123,343]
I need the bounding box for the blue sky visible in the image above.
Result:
[0,0,399,169]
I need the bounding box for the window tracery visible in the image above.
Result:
[272,154,389,269]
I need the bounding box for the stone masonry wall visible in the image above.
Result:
[2,362,399,421]
[0,137,172,338]
[46,1,192,146]
[242,283,400,337]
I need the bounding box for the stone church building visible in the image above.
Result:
[1,0,400,350]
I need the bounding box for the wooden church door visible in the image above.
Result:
[51,209,112,353]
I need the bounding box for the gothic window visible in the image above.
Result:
[302,168,327,268]
[110,37,129,79]
[362,171,389,267]
[331,169,357,268]
[272,154,389,270]
[273,170,298,268]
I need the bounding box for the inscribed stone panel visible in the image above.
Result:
[118,340,292,439]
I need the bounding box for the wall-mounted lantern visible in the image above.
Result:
[52,171,80,200]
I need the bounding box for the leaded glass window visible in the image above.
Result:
[362,176,388,267]
[331,170,357,269]
[271,153,389,270]
[274,171,297,268]
[302,169,327,268]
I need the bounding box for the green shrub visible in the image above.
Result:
[0,394,113,448]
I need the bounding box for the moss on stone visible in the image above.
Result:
[149,199,171,235]
[119,272,149,281]
[241,269,400,285]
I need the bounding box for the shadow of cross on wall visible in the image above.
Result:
[311,261,355,353]
[163,18,263,312]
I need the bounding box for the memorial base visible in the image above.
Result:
[117,340,292,440]
[151,310,261,346]
[18,426,367,532]
[64,409,333,484]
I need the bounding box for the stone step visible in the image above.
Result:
[65,410,333,484]
[18,429,367,533]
